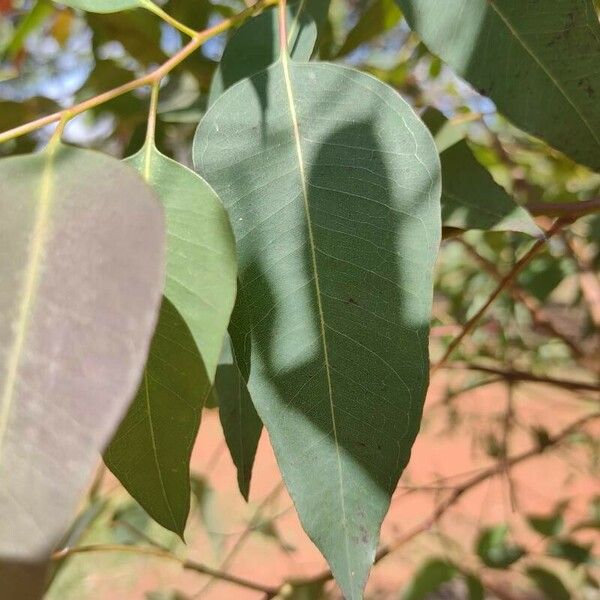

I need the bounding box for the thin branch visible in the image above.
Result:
[140,0,197,38]
[444,363,599,394]
[52,543,279,596]
[0,0,277,145]
[526,197,600,219]
[455,237,584,357]
[432,219,566,375]
[292,412,599,592]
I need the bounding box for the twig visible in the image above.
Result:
[455,238,584,357]
[561,231,600,329]
[432,219,566,375]
[294,412,599,590]
[0,0,277,145]
[52,543,279,596]
[526,197,600,219]
[445,363,599,395]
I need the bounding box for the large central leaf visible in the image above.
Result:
[194,59,441,598]
[396,0,600,171]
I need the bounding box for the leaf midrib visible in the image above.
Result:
[0,149,56,463]
[488,0,600,148]
[279,55,354,587]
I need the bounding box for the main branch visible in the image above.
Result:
[0,0,277,145]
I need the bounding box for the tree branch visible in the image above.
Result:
[526,198,600,219]
[0,0,277,145]
[52,544,279,596]
[444,363,599,394]
[432,219,566,375]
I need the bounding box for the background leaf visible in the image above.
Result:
[208,1,319,105]
[195,60,440,599]
[104,298,209,537]
[0,144,165,564]
[402,559,457,600]
[526,566,571,600]
[476,525,526,569]
[397,0,600,171]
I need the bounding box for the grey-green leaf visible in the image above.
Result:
[194,60,441,599]
[0,144,165,563]
[422,108,540,236]
[441,141,541,236]
[208,1,318,106]
[397,0,600,171]
[126,143,236,380]
[215,337,262,501]
[54,0,143,12]
[104,298,209,537]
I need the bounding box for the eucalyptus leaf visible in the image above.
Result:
[126,142,236,379]
[215,337,262,500]
[422,108,541,236]
[527,567,570,600]
[0,144,165,563]
[104,144,236,535]
[208,1,319,105]
[104,298,209,537]
[195,59,440,598]
[402,559,457,600]
[396,0,600,171]
[441,141,541,236]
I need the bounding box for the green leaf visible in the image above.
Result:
[476,525,526,569]
[547,538,593,566]
[126,142,236,380]
[402,559,457,600]
[464,574,485,600]
[104,298,209,537]
[526,567,570,600]
[422,108,540,236]
[215,338,262,501]
[208,1,319,105]
[104,144,235,535]
[54,0,144,12]
[0,144,165,564]
[396,0,600,171]
[335,0,402,59]
[527,509,565,537]
[2,0,53,61]
[440,141,541,236]
[194,59,441,599]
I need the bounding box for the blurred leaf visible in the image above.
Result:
[422,108,540,236]
[335,0,401,58]
[280,580,327,599]
[518,256,572,302]
[396,0,600,171]
[146,591,191,600]
[402,559,457,600]
[2,0,53,60]
[0,143,165,572]
[527,566,570,600]
[547,539,593,566]
[464,574,484,600]
[440,140,541,236]
[476,525,526,569]
[527,508,565,537]
[87,10,167,65]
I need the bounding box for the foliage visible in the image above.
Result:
[0,0,598,598]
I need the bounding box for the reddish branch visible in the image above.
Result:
[455,238,585,357]
[432,219,567,375]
